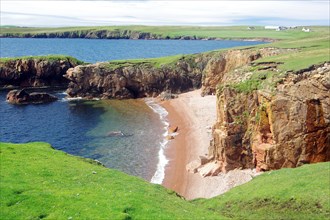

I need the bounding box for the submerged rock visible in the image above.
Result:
[6,89,58,104]
[106,131,133,138]
[107,131,124,137]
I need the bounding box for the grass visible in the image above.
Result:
[195,162,330,220]
[255,34,330,71]
[1,142,329,219]
[0,142,224,220]
[102,54,187,70]
[0,25,327,41]
[231,70,281,94]
[0,55,85,65]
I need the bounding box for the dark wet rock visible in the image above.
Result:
[0,58,79,88]
[6,89,58,104]
[159,91,178,101]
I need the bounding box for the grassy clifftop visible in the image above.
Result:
[1,142,329,219]
[0,55,85,65]
[1,25,328,40]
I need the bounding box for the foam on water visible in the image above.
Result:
[145,98,169,184]
[61,97,83,102]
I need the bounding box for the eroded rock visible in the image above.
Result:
[6,89,58,104]
[206,62,330,174]
[0,58,79,88]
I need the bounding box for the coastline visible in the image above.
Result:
[160,89,259,200]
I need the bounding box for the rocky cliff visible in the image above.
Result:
[201,48,297,96]
[204,62,330,174]
[0,57,82,88]
[0,29,271,41]
[65,54,212,99]
[1,30,164,39]
[64,48,283,99]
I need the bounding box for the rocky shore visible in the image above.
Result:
[6,89,58,104]
[0,29,274,42]
[0,56,82,88]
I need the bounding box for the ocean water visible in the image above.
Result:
[0,38,265,182]
[0,38,264,63]
[0,91,165,181]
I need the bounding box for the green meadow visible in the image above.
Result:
[0,142,329,219]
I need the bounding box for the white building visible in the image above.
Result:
[302,27,311,32]
[265,26,280,30]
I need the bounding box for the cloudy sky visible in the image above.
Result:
[1,1,329,27]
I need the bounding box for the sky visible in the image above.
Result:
[0,1,329,27]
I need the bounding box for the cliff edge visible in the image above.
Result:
[200,61,330,175]
[0,56,82,88]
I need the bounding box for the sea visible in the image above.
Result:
[0,38,264,183]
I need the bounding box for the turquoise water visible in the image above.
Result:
[0,38,265,182]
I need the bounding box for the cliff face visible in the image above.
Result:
[64,48,277,99]
[65,55,211,99]
[208,62,330,173]
[0,58,80,88]
[201,48,296,96]
[0,30,212,40]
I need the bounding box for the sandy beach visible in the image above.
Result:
[161,89,258,200]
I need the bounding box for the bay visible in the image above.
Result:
[0,38,264,182]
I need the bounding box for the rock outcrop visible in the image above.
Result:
[0,57,80,88]
[0,29,273,42]
[64,48,286,99]
[206,62,330,174]
[201,48,297,96]
[65,54,211,99]
[6,89,58,104]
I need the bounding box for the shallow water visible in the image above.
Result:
[0,91,162,180]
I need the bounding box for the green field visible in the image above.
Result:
[1,142,329,219]
[0,142,224,220]
[0,25,328,40]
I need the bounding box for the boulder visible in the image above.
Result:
[6,89,58,104]
[168,125,179,133]
[159,91,178,101]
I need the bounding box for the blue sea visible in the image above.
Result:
[0,38,264,182]
[0,38,264,63]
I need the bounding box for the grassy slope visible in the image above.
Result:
[99,26,330,72]
[1,142,329,219]
[195,162,330,220]
[0,142,224,220]
[215,26,329,94]
[0,55,85,65]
